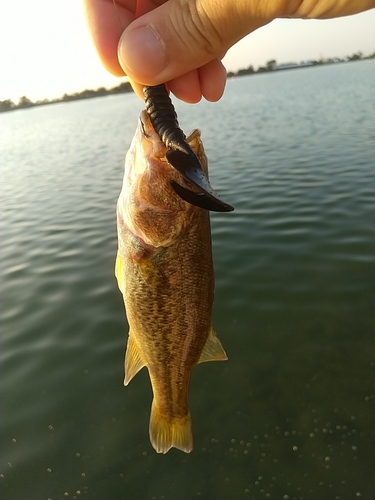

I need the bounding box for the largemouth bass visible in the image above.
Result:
[115,110,227,454]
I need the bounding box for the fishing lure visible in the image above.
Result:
[144,84,233,212]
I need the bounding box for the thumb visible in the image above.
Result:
[117,0,273,86]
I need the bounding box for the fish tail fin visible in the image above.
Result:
[149,401,193,454]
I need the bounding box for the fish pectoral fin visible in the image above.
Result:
[124,335,146,386]
[149,402,193,454]
[198,326,228,363]
[115,252,125,295]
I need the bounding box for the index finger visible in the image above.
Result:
[83,0,135,76]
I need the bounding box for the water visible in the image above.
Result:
[1,61,374,500]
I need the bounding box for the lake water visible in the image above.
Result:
[1,61,374,500]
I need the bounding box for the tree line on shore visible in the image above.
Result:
[1,51,373,113]
[0,81,132,113]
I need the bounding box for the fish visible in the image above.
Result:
[115,110,227,454]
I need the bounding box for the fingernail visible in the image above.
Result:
[118,26,167,80]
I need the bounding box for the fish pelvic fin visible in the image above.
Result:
[149,402,193,454]
[198,325,228,364]
[124,335,146,386]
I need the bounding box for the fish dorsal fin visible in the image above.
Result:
[124,335,146,386]
[115,252,125,295]
[198,326,228,364]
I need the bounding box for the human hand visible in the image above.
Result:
[83,0,375,103]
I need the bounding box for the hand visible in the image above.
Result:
[83,0,375,103]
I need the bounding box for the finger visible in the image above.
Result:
[165,58,227,103]
[117,0,272,86]
[128,70,202,103]
[199,58,227,102]
[126,76,145,99]
[83,0,134,76]
[286,0,375,19]
[167,70,202,104]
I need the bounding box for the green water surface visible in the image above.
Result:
[1,61,374,500]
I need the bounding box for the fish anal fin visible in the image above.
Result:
[149,401,193,454]
[124,335,146,386]
[198,326,228,364]
[115,252,125,295]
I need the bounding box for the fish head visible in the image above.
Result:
[118,110,207,248]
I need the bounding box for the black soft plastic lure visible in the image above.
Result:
[143,85,233,212]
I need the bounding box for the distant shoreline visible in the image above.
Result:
[1,53,373,113]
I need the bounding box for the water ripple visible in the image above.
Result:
[1,61,374,500]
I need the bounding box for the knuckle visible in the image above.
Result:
[171,0,224,58]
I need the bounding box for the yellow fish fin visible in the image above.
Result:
[198,325,228,363]
[149,401,193,454]
[124,335,146,386]
[115,252,125,294]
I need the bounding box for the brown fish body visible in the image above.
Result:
[115,111,226,454]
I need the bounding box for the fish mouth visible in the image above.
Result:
[142,85,234,213]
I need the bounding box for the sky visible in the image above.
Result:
[0,0,374,103]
